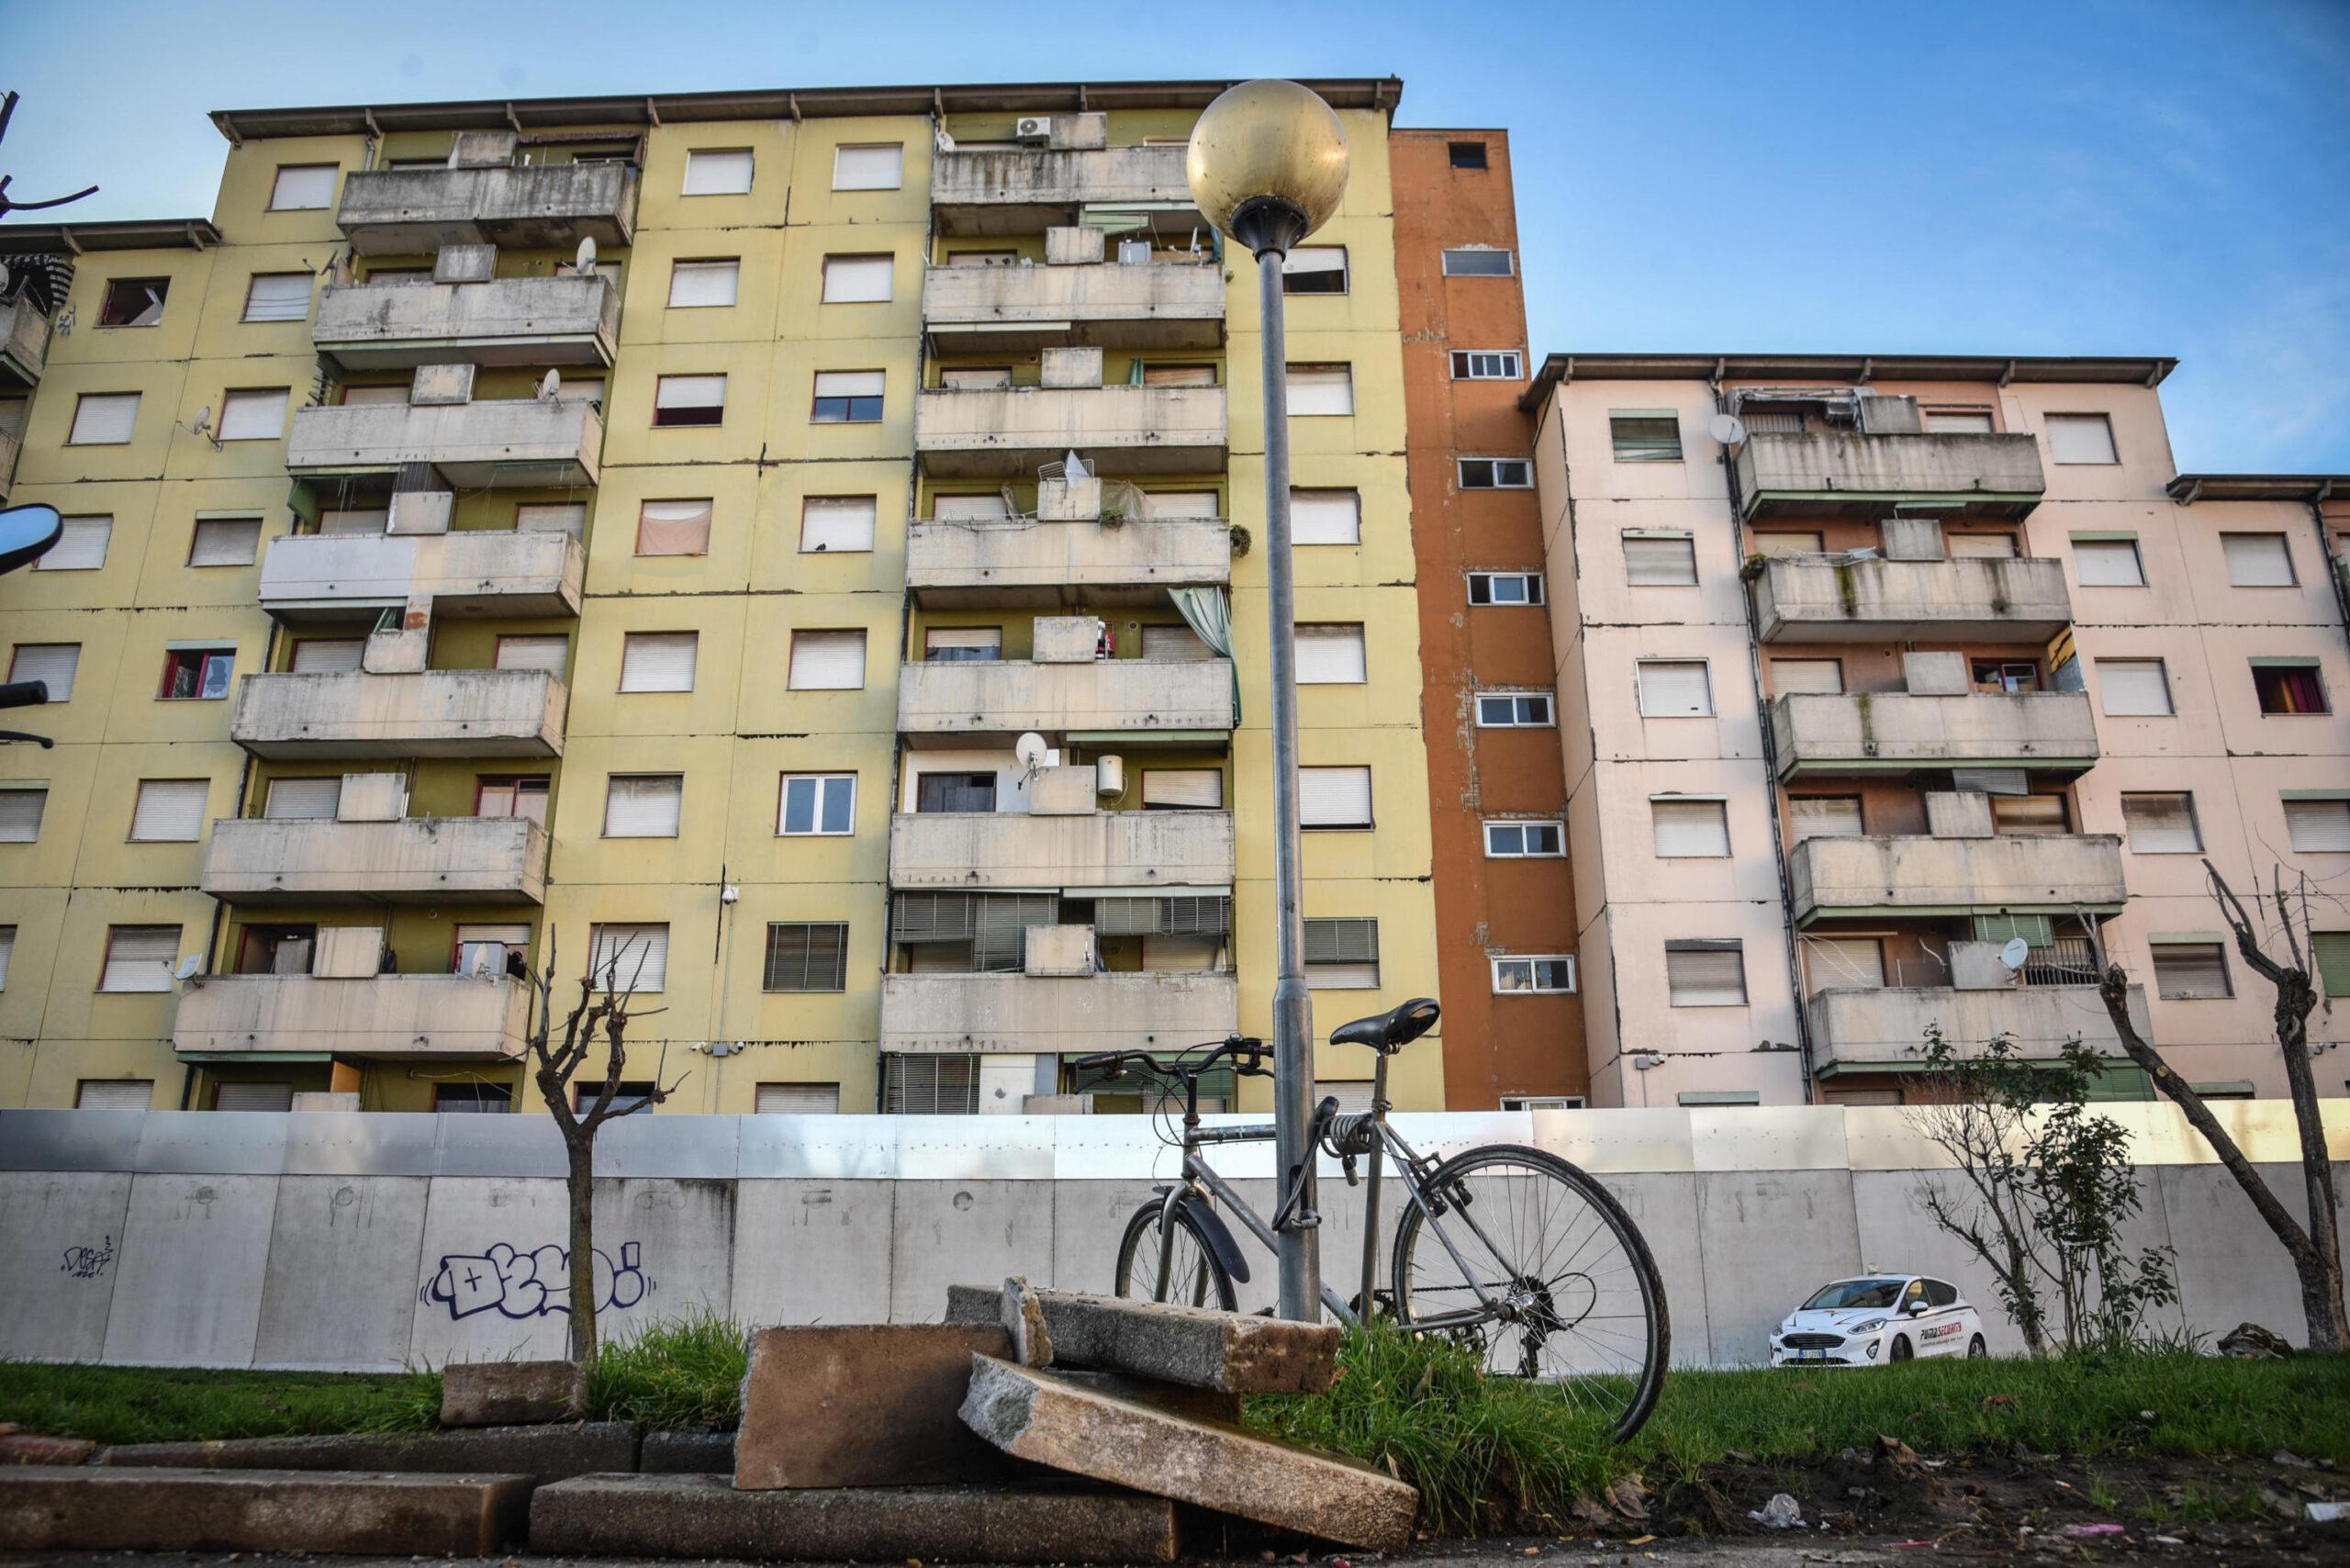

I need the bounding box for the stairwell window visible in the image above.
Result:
[822,254,895,304]
[1484,821,1563,857]
[789,630,867,690]
[2072,533,2145,587]
[2121,792,2202,853]
[1459,457,1531,489]
[1450,350,1523,380]
[1665,940,1747,1006]
[66,393,140,446]
[98,277,169,328]
[801,496,878,553]
[2152,941,2231,1000]
[1290,488,1361,545]
[189,516,262,566]
[1494,956,1574,992]
[1468,571,1544,605]
[1449,140,1489,169]
[763,923,849,991]
[1623,532,1697,585]
[652,375,726,428]
[2097,658,2172,716]
[636,499,713,556]
[218,388,290,442]
[603,775,684,838]
[241,273,313,323]
[8,644,78,702]
[682,149,755,196]
[1294,624,1367,684]
[2284,797,2350,854]
[1475,691,1553,727]
[158,646,234,700]
[779,773,856,836]
[1637,659,1712,717]
[0,786,46,843]
[1299,766,1373,829]
[666,259,740,308]
[812,371,884,423]
[1651,798,1730,857]
[588,924,669,993]
[2045,412,2118,465]
[2222,532,2296,587]
[619,633,699,693]
[1441,247,1514,276]
[1610,410,1683,463]
[99,925,181,992]
[2252,659,2328,715]
[1286,364,1354,417]
[833,143,904,191]
[1281,247,1348,294]
[1304,917,1379,989]
[128,779,208,843]
[268,164,338,210]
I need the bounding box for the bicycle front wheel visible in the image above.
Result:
[1113,1198,1237,1311]
[1391,1145,1667,1441]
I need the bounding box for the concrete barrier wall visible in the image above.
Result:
[1,1103,2340,1372]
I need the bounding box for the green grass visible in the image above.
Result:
[588,1309,747,1431]
[0,1361,442,1447]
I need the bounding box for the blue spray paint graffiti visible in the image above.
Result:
[60,1236,115,1280]
[420,1241,655,1321]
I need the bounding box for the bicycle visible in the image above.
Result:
[1072,996,1670,1441]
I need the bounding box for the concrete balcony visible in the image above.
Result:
[1737,431,2046,521]
[899,657,1235,744]
[1807,982,2152,1077]
[923,260,1225,351]
[1788,833,2127,925]
[879,969,1237,1055]
[916,385,1225,477]
[201,814,548,906]
[1752,555,2073,644]
[313,274,619,371]
[173,973,532,1059]
[890,809,1234,891]
[259,529,584,623]
[336,162,638,255]
[1,293,50,387]
[932,144,1196,236]
[288,398,602,488]
[231,669,567,760]
[907,514,1231,608]
[1771,690,2100,780]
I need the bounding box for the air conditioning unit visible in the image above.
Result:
[1013,117,1053,145]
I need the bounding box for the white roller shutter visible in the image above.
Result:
[1790,796,1863,842]
[67,395,140,445]
[2222,533,2295,587]
[242,273,313,322]
[604,775,683,837]
[0,788,46,841]
[269,163,337,209]
[189,517,262,566]
[1315,1081,1373,1112]
[814,370,885,399]
[1651,799,1729,857]
[216,1082,295,1112]
[803,497,878,551]
[2285,799,2350,853]
[2098,659,2172,716]
[590,924,669,992]
[934,493,1010,521]
[1946,532,2018,559]
[36,516,111,570]
[2073,539,2144,587]
[667,260,740,308]
[1142,769,1223,808]
[1294,625,1366,684]
[9,644,79,701]
[1772,659,1843,695]
[1666,944,1747,1006]
[822,255,895,303]
[1142,623,1212,661]
[1299,766,1372,827]
[621,633,699,693]
[2153,944,2230,999]
[655,375,727,415]
[833,143,903,190]
[516,504,586,535]
[2121,793,2201,853]
[636,499,713,555]
[129,779,208,842]
[1638,660,1712,717]
[683,149,754,195]
[292,639,364,673]
[756,1081,843,1114]
[1290,489,1360,544]
[1806,936,1886,994]
[100,925,180,991]
[497,635,569,674]
[1623,533,1697,585]
[924,627,1000,659]
[1753,531,1822,557]
[265,777,342,820]
[2046,413,2117,464]
[1281,247,1348,286]
[319,508,388,536]
[218,389,289,442]
[1286,365,1353,416]
[75,1079,153,1110]
[789,631,867,689]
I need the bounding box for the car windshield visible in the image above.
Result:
[1802,1278,1907,1310]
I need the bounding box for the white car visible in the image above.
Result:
[1769,1274,1987,1367]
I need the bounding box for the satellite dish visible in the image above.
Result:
[173,955,202,981]
[536,369,561,401]
[1013,732,1050,776]
[575,236,597,274]
[192,406,213,434]
[1998,937,2031,972]
[1708,413,1747,446]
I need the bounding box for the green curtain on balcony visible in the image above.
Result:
[1170,586,1237,723]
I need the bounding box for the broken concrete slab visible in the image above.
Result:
[96,1421,640,1487]
[1004,1274,1054,1366]
[441,1358,587,1426]
[0,1466,532,1554]
[960,1355,1416,1553]
[951,1283,1339,1394]
[734,1323,1029,1489]
[532,1472,1180,1563]
[639,1429,735,1473]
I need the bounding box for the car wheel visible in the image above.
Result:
[1889,1335,1914,1362]
[1967,1334,1986,1359]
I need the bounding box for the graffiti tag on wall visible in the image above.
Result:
[60,1235,115,1280]
[420,1241,656,1321]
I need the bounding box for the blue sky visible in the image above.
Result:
[8,0,2346,470]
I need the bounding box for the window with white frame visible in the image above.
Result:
[1290,488,1361,545]
[588,923,670,992]
[2152,942,2231,999]
[1304,917,1379,989]
[2221,532,2296,587]
[1484,820,1563,857]
[789,630,867,690]
[1281,247,1348,294]
[1450,350,1523,379]
[1623,532,1698,585]
[2098,657,2172,716]
[636,498,713,556]
[801,496,878,553]
[1475,691,1553,727]
[241,273,313,322]
[1651,798,1730,857]
[1459,457,1531,488]
[832,143,903,191]
[2284,796,2350,853]
[667,259,740,308]
[603,775,684,838]
[218,388,290,442]
[268,164,337,210]
[619,632,699,693]
[188,516,262,566]
[99,924,181,991]
[2072,535,2145,587]
[2045,412,2118,464]
[653,375,726,428]
[129,779,208,842]
[1493,955,1574,992]
[1467,571,1544,605]
[8,644,78,702]
[67,394,140,446]
[1637,659,1712,717]
[2121,792,2202,853]
[0,785,46,842]
[779,773,856,835]
[1665,940,1747,1005]
[1440,247,1514,276]
[1286,364,1354,417]
[1298,766,1373,828]
[822,254,895,304]
[682,149,754,196]
[1294,624,1367,684]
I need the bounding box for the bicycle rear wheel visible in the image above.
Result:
[1113,1198,1237,1311]
[1390,1145,1667,1441]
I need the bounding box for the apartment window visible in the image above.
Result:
[1665,940,1747,1006]
[1141,769,1223,809]
[241,273,313,323]
[1773,658,1843,695]
[1992,794,2069,835]
[97,277,169,328]
[603,775,684,838]
[1493,956,1574,992]
[619,632,698,693]
[1290,488,1361,545]
[1304,918,1379,989]
[571,1081,657,1114]
[1459,458,1532,488]
[1448,140,1489,169]
[8,644,78,702]
[1468,571,1544,605]
[1281,247,1348,294]
[495,635,569,675]
[2045,412,2117,464]
[2317,932,2350,998]
[159,647,234,700]
[682,149,754,196]
[2098,658,2172,716]
[1637,659,1712,718]
[1476,691,1553,727]
[2152,942,2231,1000]
[516,503,586,536]
[763,922,848,991]
[1925,408,1995,433]
[756,1081,844,1114]
[1143,364,1217,387]
[588,924,669,993]
[290,638,364,673]
[268,164,337,210]
[1441,247,1514,276]
[129,779,208,843]
[1806,936,1886,993]
[100,925,180,992]
[1651,798,1730,858]
[33,515,111,572]
[475,777,550,826]
[432,1083,512,1114]
[0,925,10,989]
[1484,821,1563,857]
[1287,364,1354,417]
[1610,410,1683,463]
[218,388,290,442]
[885,1054,979,1114]
[653,375,726,428]
[786,495,875,554]
[2284,797,2350,853]
[338,386,408,409]
[1299,766,1373,829]
[188,516,262,566]
[1141,623,1213,660]
[779,773,856,836]
[789,630,867,690]
[667,259,740,308]
[0,786,45,842]
[1789,796,1863,843]
[265,777,341,820]
[67,393,140,446]
[2252,659,2328,715]
[2072,534,2145,587]
[822,254,895,304]
[833,142,903,191]
[1150,490,1220,517]
[75,1079,151,1109]
[812,371,884,423]
[2222,532,2296,587]
[915,771,995,812]
[1450,350,1523,380]
[2121,792,2202,853]
[636,499,713,556]
[1295,624,1367,684]
[1623,532,1697,586]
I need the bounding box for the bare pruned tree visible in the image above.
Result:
[2096,860,2346,1353]
[0,93,100,218]
[522,932,687,1365]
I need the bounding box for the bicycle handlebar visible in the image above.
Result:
[1070,1035,1268,1083]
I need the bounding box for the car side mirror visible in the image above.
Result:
[1908,1300,1931,1315]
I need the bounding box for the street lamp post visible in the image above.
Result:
[1187,81,1350,1324]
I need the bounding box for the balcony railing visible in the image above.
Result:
[1807,982,2151,1076]
[1770,690,2099,779]
[1752,555,2073,644]
[312,274,620,370]
[288,398,603,488]
[879,969,1237,1054]
[173,972,532,1058]
[898,657,1235,742]
[914,385,1227,477]
[336,162,639,255]
[922,260,1225,351]
[906,513,1231,607]
[201,815,548,906]
[931,144,1196,235]
[1737,431,2046,521]
[1787,833,2127,924]
[890,809,1234,891]
[258,529,584,622]
[1,293,50,387]
[230,669,567,760]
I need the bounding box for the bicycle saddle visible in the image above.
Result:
[1329,996,1439,1054]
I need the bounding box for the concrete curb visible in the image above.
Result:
[0,1465,533,1554]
